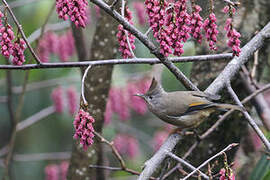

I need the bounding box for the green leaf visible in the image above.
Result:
[250,154,270,180]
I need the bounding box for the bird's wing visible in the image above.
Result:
[163,91,215,117]
[190,91,221,101]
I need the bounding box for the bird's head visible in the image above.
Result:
[134,77,164,106]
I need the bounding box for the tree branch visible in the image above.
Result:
[206,21,270,94]
[167,152,209,180]
[138,134,182,180]
[226,82,270,151]
[181,143,238,180]
[0,53,232,70]
[137,21,270,179]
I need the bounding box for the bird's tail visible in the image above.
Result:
[212,103,244,112]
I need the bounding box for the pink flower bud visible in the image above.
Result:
[117,6,136,58]
[56,0,88,28]
[203,13,219,50]
[73,109,95,150]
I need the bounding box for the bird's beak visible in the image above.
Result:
[134,94,145,98]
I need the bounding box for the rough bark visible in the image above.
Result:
[67,3,118,179]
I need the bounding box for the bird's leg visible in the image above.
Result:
[169,128,194,136]
[192,129,202,143]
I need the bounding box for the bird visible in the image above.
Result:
[135,77,243,130]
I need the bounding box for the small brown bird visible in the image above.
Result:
[135,78,243,130]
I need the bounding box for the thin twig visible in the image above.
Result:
[181,143,238,180]
[109,0,119,9]
[251,50,259,80]
[89,165,122,171]
[144,27,152,36]
[121,0,136,58]
[221,0,240,7]
[0,53,233,70]
[39,2,56,39]
[3,68,15,179]
[226,82,270,151]
[93,131,156,180]
[167,152,209,180]
[1,0,42,64]
[81,65,92,106]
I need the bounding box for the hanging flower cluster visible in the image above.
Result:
[114,134,139,159]
[56,0,89,28]
[44,161,69,180]
[219,168,235,180]
[51,86,79,115]
[104,77,151,125]
[117,6,136,58]
[143,0,243,55]
[223,6,241,56]
[12,38,26,65]
[0,11,26,65]
[0,24,15,58]
[73,109,95,150]
[145,0,202,56]
[203,13,219,50]
[190,4,203,43]
[37,31,75,62]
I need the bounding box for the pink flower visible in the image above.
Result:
[45,164,59,180]
[37,31,59,62]
[114,134,139,159]
[46,31,59,54]
[109,87,130,121]
[203,13,219,50]
[66,86,78,115]
[56,0,89,28]
[0,24,15,57]
[51,87,64,113]
[219,168,235,180]
[73,109,95,150]
[145,0,167,38]
[12,38,26,65]
[57,30,75,62]
[222,5,235,14]
[224,18,241,56]
[190,5,203,43]
[60,161,69,180]
[152,131,168,151]
[133,2,147,26]
[117,6,136,58]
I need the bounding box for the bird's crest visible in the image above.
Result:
[146,77,163,95]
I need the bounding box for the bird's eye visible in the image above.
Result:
[149,96,153,99]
